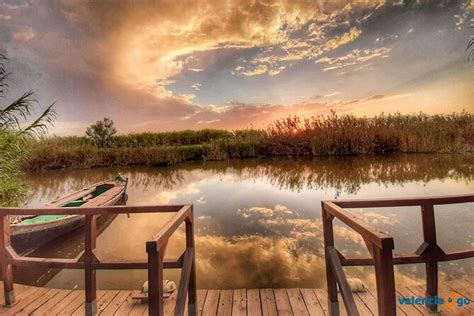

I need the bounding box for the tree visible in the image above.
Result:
[0,54,56,205]
[85,117,117,147]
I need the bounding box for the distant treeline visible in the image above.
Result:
[25,112,474,170]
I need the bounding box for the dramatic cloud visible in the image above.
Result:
[0,0,472,134]
[12,26,35,42]
[316,47,391,71]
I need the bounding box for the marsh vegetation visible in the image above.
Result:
[0,55,55,205]
[25,112,474,170]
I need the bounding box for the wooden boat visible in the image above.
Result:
[11,176,128,253]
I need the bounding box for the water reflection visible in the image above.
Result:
[19,154,474,290]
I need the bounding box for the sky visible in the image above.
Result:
[0,0,473,135]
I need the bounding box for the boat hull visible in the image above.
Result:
[11,178,127,254]
[12,215,86,254]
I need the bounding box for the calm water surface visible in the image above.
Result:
[18,154,474,290]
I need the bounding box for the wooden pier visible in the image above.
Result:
[0,278,473,315]
[1,194,473,315]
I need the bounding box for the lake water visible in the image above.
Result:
[17,154,474,290]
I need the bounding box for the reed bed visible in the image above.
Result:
[24,112,473,170]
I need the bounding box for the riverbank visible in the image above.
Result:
[24,112,473,170]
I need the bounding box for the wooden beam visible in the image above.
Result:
[0,214,14,306]
[321,203,340,316]
[147,248,165,316]
[327,246,359,316]
[93,257,184,270]
[322,202,394,249]
[0,204,189,215]
[420,203,438,311]
[373,245,396,316]
[84,215,97,316]
[148,205,191,252]
[331,194,474,208]
[342,253,425,266]
[185,208,197,316]
[174,247,193,316]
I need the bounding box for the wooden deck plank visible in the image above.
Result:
[100,290,132,315]
[300,289,326,316]
[447,280,473,299]
[2,281,474,315]
[260,289,277,316]
[434,282,473,315]
[395,286,431,316]
[127,301,147,316]
[313,289,329,316]
[1,287,50,316]
[70,290,109,316]
[351,292,374,316]
[287,288,309,316]
[97,290,121,314]
[31,289,73,316]
[14,288,62,315]
[274,289,293,316]
[163,291,178,316]
[336,294,348,316]
[0,284,28,306]
[443,281,474,315]
[57,292,87,315]
[231,289,246,316]
[216,289,233,316]
[361,288,410,316]
[202,290,219,316]
[0,286,40,314]
[405,285,455,315]
[47,290,83,315]
[197,290,207,316]
[247,289,261,316]
[114,292,139,316]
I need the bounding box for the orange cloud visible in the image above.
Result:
[57,0,383,96]
[12,27,36,42]
[316,47,391,71]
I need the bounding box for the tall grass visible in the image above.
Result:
[25,112,473,170]
[0,131,27,205]
[267,111,474,156]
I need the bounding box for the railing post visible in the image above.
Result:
[420,203,438,311]
[84,215,97,316]
[147,242,164,316]
[0,214,14,306]
[185,206,197,316]
[321,202,339,316]
[373,245,396,316]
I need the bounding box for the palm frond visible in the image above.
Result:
[20,103,57,137]
[0,54,9,98]
[0,91,35,130]
[468,39,474,61]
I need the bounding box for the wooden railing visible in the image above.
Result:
[322,194,474,316]
[0,205,196,316]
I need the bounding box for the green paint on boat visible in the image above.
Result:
[21,215,69,224]
[21,185,114,224]
[62,185,112,207]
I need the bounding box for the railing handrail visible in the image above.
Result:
[322,194,474,316]
[331,193,474,208]
[0,204,185,215]
[0,204,197,316]
[322,201,394,249]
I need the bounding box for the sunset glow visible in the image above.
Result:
[0,0,472,134]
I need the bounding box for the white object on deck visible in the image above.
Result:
[142,280,177,295]
[347,278,367,292]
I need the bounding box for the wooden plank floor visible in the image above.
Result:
[0,278,472,315]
